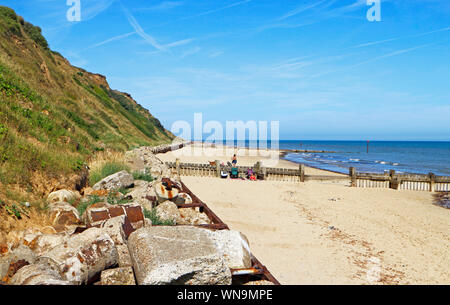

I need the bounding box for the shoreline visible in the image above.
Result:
[185,142,347,176]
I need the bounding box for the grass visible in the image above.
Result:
[132,170,154,182]
[144,208,175,226]
[76,195,102,216]
[0,5,174,203]
[106,190,132,205]
[89,161,131,186]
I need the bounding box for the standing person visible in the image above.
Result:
[232,154,237,166]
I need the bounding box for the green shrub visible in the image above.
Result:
[89,162,130,186]
[132,170,153,182]
[76,195,102,216]
[23,21,49,49]
[144,208,175,226]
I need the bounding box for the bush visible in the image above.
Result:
[89,161,130,186]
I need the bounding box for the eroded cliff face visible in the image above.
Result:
[0,6,173,202]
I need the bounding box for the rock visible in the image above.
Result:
[154,182,179,204]
[127,226,232,285]
[48,201,81,227]
[92,170,134,191]
[116,244,133,268]
[10,263,70,285]
[99,216,127,246]
[178,208,211,225]
[47,189,80,203]
[155,201,181,224]
[244,280,275,285]
[207,230,252,269]
[26,233,69,256]
[37,227,118,285]
[175,193,193,205]
[85,202,145,230]
[100,267,136,285]
[128,180,157,210]
[0,245,37,281]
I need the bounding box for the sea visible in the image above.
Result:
[210,140,450,176]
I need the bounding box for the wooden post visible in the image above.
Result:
[429,172,436,192]
[389,170,396,189]
[349,167,356,187]
[299,164,305,182]
[215,160,221,178]
[261,167,267,180]
[175,158,180,180]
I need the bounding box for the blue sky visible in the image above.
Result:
[3,0,450,140]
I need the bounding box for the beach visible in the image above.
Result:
[157,145,450,285]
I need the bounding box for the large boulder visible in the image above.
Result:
[10,263,70,285]
[47,189,80,203]
[155,201,181,224]
[127,226,231,285]
[92,170,134,191]
[36,227,118,284]
[207,230,252,269]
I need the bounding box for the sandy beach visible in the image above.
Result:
[157,145,450,285]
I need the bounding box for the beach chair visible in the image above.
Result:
[230,167,239,179]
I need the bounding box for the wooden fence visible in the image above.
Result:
[166,160,450,193]
[352,169,450,192]
[165,160,348,182]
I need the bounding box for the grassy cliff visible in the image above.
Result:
[0,6,173,201]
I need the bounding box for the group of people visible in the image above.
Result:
[220,154,257,181]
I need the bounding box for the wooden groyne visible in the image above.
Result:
[166,161,450,192]
[351,169,450,192]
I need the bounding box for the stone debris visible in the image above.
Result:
[85,202,145,230]
[0,245,37,281]
[207,230,252,269]
[175,193,193,205]
[92,170,134,191]
[128,180,157,210]
[27,233,70,256]
[47,189,80,203]
[10,262,70,285]
[155,200,182,224]
[1,144,277,286]
[178,208,211,225]
[100,267,136,285]
[36,227,118,285]
[244,280,275,285]
[154,181,179,204]
[48,201,81,227]
[127,226,232,285]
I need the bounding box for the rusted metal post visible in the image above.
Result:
[429,172,436,192]
[215,160,221,178]
[349,167,356,187]
[299,164,305,182]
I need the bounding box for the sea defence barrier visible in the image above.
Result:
[165,161,450,192]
